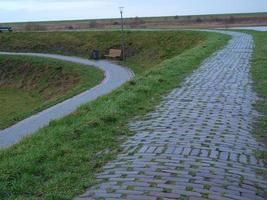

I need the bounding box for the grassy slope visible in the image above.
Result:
[0,89,42,129]
[0,31,205,74]
[244,30,267,167]
[0,55,103,129]
[0,31,207,128]
[0,31,229,199]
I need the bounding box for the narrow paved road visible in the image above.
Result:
[75,31,267,200]
[0,52,133,148]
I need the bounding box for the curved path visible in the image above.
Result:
[75,31,267,200]
[0,52,134,149]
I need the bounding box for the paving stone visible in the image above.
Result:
[239,154,248,164]
[219,152,229,161]
[191,149,200,156]
[230,153,238,162]
[174,147,184,154]
[210,150,219,159]
[182,147,192,155]
[146,146,157,153]
[200,149,209,157]
[154,147,164,153]
[74,31,267,200]
[166,147,176,154]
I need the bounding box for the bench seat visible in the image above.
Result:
[105,49,122,59]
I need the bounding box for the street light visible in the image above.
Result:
[119,6,125,61]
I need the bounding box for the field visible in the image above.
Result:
[0,55,103,129]
[2,12,267,31]
[0,30,229,199]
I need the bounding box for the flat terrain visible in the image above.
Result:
[0,55,103,129]
[2,12,267,31]
[0,31,229,199]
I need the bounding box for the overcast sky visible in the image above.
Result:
[1,0,267,23]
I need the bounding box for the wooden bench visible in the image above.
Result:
[105,49,122,59]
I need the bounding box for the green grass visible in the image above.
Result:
[0,31,206,74]
[0,89,42,128]
[244,30,267,167]
[0,55,103,129]
[0,30,229,199]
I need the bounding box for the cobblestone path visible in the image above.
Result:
[75,31,267,200]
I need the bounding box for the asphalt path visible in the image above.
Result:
[0,52,134,149]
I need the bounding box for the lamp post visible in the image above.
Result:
[119,6,125,60]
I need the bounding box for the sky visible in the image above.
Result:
[0,0,267,23]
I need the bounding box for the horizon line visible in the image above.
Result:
[1,11,266,24]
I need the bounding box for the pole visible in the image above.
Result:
[119,7,125,61]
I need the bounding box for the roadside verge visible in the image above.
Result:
[244,30,267,172]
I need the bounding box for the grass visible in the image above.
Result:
[0,31,206,74]
[244,30,267,167]
[0,89,42,128]
[0,55,103,129]
[0,30,229,199]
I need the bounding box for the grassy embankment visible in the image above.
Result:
[0,31,206,129]
[0,31,207,74]
[0,30,229,199]
[0,56,104,129]
[245,30,267,169]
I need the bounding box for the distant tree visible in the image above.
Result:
[174,15,179,19]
